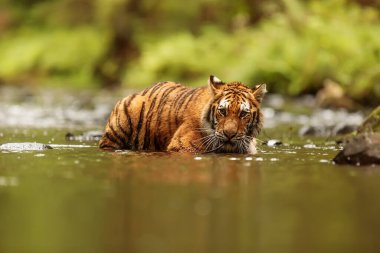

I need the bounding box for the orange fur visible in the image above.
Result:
[99,76,266,154]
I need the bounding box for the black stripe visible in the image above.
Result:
[154,135,161,150]
[255,110,262,135]
[148,81,168,99]
[141,87,150,96]
[167,87,187,134]
[239,92,250,101]
[225,94,233,100]
[174,88,195,125]
[155,85,182,119]
[104,132,120,147]
[253,110,259,126]
[100,144,117,149]
[143,96,158,150]
[116,115,128,140]
[247,111,258,136]
[109,124,124,146]
[251,99,259,109]
[174,88,192,112]
[204,106,211,124]
[182,88,200,111]
[155,85,183,147]
[208,105,216,129]
[134,102,146,149]
[123,94,137,142]
[115,101,129,142]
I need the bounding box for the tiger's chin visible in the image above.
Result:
[216,139,257,155]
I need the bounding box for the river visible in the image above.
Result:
[0,87,379,253]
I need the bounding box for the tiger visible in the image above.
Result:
[99,75,266,154]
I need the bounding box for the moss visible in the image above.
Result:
[357,106,380,133]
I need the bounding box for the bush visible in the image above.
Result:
[123,0,380,101]
[0,0,379,102]
[0,27,109,87]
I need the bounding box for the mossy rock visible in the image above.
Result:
[333,133,380,165]
[334,106,380,165]
[357,106,380,134]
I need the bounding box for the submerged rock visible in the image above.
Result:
[65,131,103,141]
[333,133,380,165]
[0,142,53,151]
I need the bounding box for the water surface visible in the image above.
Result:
[0,88,379,253]
[1,127,380,253]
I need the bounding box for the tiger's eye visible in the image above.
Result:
[218,107,227,116]
[239,110,249,118]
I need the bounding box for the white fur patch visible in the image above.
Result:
[240,101,250,111]
[247,139,257,154]
[219,99,229,109]
[212,76,222,83]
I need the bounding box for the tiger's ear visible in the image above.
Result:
[252,84,267,103]
[208,75,225,94]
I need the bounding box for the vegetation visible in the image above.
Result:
[357,105,380,133]
[0,0,379,102]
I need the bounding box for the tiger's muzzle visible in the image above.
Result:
[220,118,239,142]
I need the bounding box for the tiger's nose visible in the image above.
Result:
[223,129,237,140]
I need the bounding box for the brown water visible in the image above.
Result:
[1,127,380,253]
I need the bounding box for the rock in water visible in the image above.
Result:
[333,133,380,165]
[357,105,380,134]
[0,142,53,151]
[264,139,283,146]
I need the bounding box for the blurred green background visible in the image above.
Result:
[0,0,379,102]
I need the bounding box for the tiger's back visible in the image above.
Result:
[99,81,208,151]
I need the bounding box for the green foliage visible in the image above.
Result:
[124,0,380,101]
[0,27,109,87]
[0,0,379,102]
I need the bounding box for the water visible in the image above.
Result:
[1,127,380,253]
[0,88,380,253]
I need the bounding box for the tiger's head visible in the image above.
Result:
[201,75,267,154]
